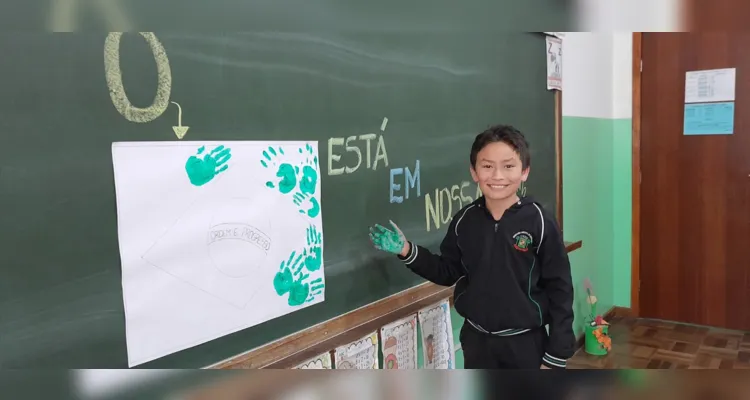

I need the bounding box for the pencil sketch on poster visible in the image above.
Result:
[111,140,325,367]
[380,315,418,369]
[418,300,455,369]
[295,352,332,369]
[546,35,562,91]
[334,332,379,369]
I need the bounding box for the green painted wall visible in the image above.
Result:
[451,306,465,368]
[611,119,632,307]
[562,116,632,336]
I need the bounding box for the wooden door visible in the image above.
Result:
[640,33,750,330]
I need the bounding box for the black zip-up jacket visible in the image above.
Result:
[397,196,575,368]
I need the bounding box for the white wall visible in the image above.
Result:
[562,32,632,119]
[612,33,633,119]
[574,0,683,32]
[562,33,614,119]
[565,0,686,118]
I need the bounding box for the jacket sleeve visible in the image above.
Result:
[396,214,464,287]
[538,213,575,369]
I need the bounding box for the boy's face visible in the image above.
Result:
[470,141,529,202]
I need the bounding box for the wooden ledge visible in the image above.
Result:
[213,240,583,370]
[211,281,452,369]
[565,240,583,253]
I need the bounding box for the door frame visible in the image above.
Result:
[630,32,643,316]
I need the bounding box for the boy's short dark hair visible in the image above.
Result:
[470,125,531,170]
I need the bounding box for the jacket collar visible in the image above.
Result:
[474,194,537,219]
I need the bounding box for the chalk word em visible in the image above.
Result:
[389,160,421,204]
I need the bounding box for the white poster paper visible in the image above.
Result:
[543,32,566,38]
[418,300,455,369]
[295,352,332,369]
[334,332,379,369]
[380,315,418,369]
[685,68,736,103]
[546,36,563,91]
[111,140,325,366]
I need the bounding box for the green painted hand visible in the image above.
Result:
[369,220,407,255]
[303,225,323,272]
[273,250,325,306]
[185,145,231,186]
[261,144,321,218]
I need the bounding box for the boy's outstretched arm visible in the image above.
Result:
[370,217,464,287]
[538,214,575,369]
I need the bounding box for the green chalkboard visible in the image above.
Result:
[0,5,568,368]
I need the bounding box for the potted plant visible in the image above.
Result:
[583,278,612,355]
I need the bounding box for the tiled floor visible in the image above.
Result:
[568,315,750,369]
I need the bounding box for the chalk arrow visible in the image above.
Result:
[171,101,189,139]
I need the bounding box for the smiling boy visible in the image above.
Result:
[369,125,574,369]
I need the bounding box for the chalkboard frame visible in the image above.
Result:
[0,31,568,369]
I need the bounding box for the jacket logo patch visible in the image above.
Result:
[513,231,532,252]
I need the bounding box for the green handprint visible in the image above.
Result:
[298,145,318,195]
[517,182,528,197]
[185,145,231,186]
[293,193,320,219]
[289,276,324,306]
[261,147,297,194]
[260,144,321,218]
[303,225,323,272]
[273,250,325,306]
[273,251,303,296]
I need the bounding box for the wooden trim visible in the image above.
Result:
[631,32,643,317]
[263,283,453,369]
[564,240,582,253]
[212,242,582,370]
[555,90,564,232]
[211,281,452,369]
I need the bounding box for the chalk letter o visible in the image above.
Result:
[104,32,172,123]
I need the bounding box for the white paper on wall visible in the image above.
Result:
[418,300,455,369]
[295,352,332,369]
[380,315,418,369]
[546,35,563,91]
[111,140,325,366]
[685,68,736,103]
[334,331,379,369]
